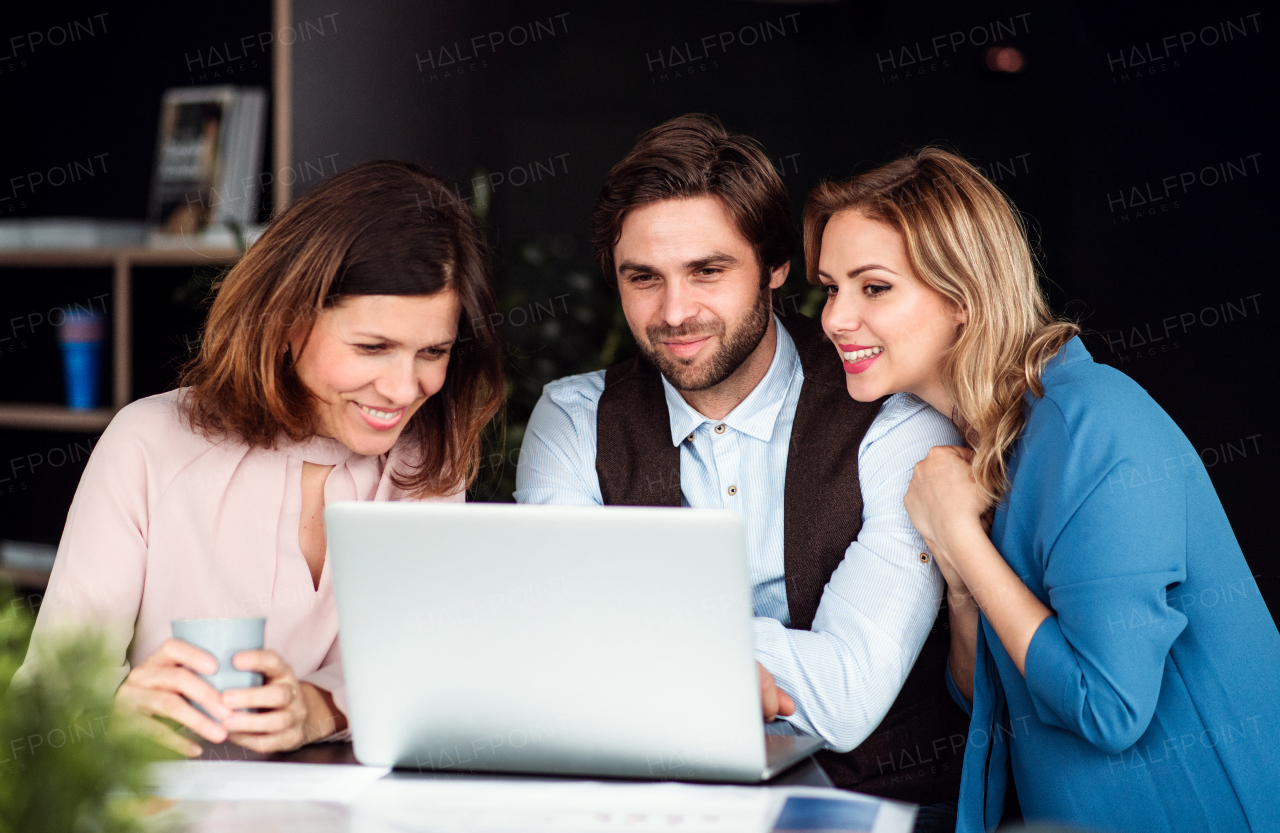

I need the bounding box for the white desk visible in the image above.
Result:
[143,741,917,832]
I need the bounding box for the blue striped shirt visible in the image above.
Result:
[514,318,961,751]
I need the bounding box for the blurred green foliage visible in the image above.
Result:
[470,235,637,502]
[0,587,175,833]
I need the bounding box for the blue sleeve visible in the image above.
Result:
[1021,402,1189,755]
[513,375,604,506]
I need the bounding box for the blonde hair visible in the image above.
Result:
[803,148,1078,504]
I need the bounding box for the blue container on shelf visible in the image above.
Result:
[55,309,106,410]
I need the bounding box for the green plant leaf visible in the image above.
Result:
[0,585,177,833]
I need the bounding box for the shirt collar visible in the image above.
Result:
[660,315,801,446]
[278,433,362,465]
[1040,336,1091,386]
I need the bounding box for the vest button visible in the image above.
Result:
[727,484,737,496]
[714,423,726,434]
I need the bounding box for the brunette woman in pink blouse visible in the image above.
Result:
[19,161,504,756]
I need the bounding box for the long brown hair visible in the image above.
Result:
[804,148,1078,504]
[180,160,504,497]
[591,113,796,287]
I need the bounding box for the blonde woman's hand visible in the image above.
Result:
[905,446,991,585]
[115,638,233,757]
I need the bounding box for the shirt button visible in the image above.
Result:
[919,552,930,564]
[686,432,695,442]
[714,424,726,434]
[727,485,738,496]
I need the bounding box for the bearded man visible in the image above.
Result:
[515,114,969,830]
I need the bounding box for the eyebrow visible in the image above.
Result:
[616,251,740,277]
[816,264,900,281]
[847,264,898,278]
[348,332,456,348]
[686,252,739,271]
[616,259,657,277]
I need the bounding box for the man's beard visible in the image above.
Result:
[638,285,772,392]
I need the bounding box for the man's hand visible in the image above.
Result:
[758,662,795,723]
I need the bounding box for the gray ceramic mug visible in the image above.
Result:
[171,618,267,715]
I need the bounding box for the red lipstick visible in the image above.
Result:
[836,344,883,375]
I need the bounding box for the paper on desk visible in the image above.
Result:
[346,779,914,833]
[149,760,390,804]
[349,778,775,832]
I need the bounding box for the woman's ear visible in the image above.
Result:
[283,311,320,363]
[952,301,969,327]
[282,320,305,360]
[281,328,302,367]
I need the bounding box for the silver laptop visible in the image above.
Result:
[325,501,825,782]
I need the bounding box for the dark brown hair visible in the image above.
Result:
[591,113,797,288]
[180,160,504,497]
[804,148,1077,503]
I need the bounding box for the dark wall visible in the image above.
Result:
[0,2,272,544]
[1,3,274,219]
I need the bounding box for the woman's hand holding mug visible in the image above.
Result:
[115,638,232,757]
[116,641,331,756]
[219,649,329,753]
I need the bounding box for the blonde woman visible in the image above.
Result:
[804,149,1279,832]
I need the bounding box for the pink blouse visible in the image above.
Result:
[22,388,462,717]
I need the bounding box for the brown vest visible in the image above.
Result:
[595,311,967,804]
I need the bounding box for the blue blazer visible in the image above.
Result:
[950,338,1280,832]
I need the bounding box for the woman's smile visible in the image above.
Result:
[353,401,407,430]
[838,343,884,374]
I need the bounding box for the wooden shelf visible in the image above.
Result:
[0,565,51,590]
[0,245,241,268]
[0,404,116,431]
[0,244,245,431]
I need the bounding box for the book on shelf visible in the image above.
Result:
[0,218,148,250]
[145,223,265,250]
[147,85,268,235]
[0,86,266,253]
